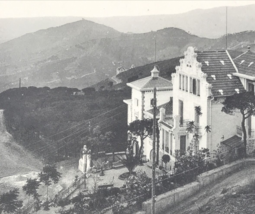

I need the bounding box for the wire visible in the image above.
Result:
[32,108,127,159]
[15,104,126,152]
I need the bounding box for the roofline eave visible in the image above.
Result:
[226,50,239,73]
[126,83,142,91]
[233,72,255,81]
[140,86,173,91]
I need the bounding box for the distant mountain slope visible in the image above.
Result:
[0,18,254,91]
[87,4,255,38]
[0,17,81,44]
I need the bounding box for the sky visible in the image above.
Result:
[0,1,254,18]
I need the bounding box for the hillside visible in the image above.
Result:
[0,18,254,92]
[0,87,129,163]
[0,21,216,92]
[88,4,255,38]
[0,110,42,178]
[0,17,81,44]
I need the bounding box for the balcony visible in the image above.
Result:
[236,126,255,139]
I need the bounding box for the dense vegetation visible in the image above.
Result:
[0,86,130,163]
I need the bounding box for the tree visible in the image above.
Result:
[0,189,23,214]
[128,119,153,161]
[222,91,255,156]
[122,155,139,176]
[162,154,170,169]
[104,131,117,161]
[39,165,61,210]
[23,178,40,202]
[83,126,106,157]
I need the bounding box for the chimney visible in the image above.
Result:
[151,65,159,79]
[159,107,165,122]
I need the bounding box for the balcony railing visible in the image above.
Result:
[179,119,189,127]
[236,126,255,139]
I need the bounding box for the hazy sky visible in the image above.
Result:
[0,1,254,18]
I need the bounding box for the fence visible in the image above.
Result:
[141,158,255,214]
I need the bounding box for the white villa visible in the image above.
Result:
[124,46,255,169]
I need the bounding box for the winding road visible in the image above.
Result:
[161,164,255,214]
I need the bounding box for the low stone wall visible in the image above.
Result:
[141,159,255,214]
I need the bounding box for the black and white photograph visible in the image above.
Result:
[1,1,255,213]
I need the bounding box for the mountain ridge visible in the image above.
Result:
[0,19,254,91]
[87,4,255,38]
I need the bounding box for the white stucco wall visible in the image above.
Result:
[171,47,212,154]
[211,99,242,151]
[143,90,172,112]
[131,88,143,121]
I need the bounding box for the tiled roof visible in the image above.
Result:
[127,76,172,91]
[196,50,245,97]
[233,50,255,77]
[221,135,243,148]
[146,101,173,118]
[127,66,172,91]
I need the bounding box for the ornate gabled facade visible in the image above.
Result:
[171,47,244,156]
[124,46,255,169]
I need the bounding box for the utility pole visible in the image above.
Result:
[226,6,228,50]
[154,33,157,62]
[19,78,21,88]
[156,124,159,165]
[151,87,157,214]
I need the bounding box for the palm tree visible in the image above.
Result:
[122,147,139,175]
[162,154,170,169]
[39,165,61,210]
[0,189,23,214]
[23,178,41,212]
[23,178,40,201]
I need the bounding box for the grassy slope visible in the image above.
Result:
[0,111,42,178]
[0,87,130,164]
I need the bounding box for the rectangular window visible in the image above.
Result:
[190,77,193,93]
[183,75,186,91]
[197,80,200,96]
[179,100,184,126]
[186,76,188,92]
[180,136,186,156]
[182,75,184,91]
[165,130,169,153]
[195,109,200,125]
[248,83,254,93]
[162,130,165,150]
[169,133,172,155]
[134,98,139,106]
[179,74,181,89]
[193,79,197,95]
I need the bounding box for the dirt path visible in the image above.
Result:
[162,165,255,214]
